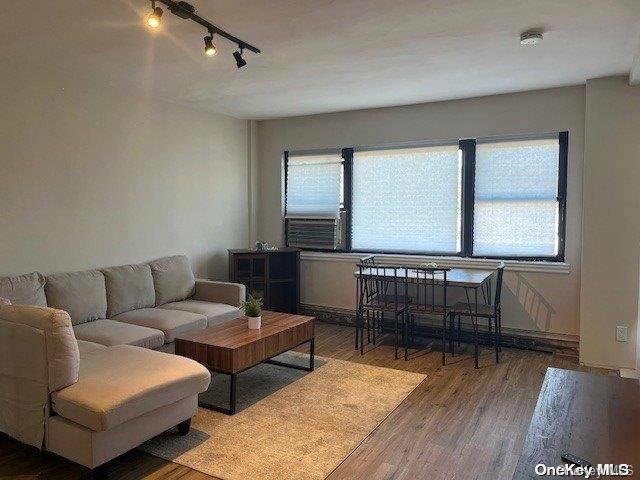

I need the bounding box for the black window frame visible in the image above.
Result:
[284,131,568,262]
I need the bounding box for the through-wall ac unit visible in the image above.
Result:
[286,212,345,250]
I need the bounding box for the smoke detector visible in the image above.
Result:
[520,30,543,46]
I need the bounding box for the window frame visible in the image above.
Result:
[284,131,568,262]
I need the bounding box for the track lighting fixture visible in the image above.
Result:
[143,0,260,67]
[233,47,247,69]
[204,34,216,56]
[146,1,163,29]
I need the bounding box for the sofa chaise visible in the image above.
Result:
[0,254,246,469]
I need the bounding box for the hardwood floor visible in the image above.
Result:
[0,323,613,480]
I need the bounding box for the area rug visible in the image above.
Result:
[140,354,425,480]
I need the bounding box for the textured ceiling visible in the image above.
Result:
[1,0,639,119]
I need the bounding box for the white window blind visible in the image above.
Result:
[285,153,343,218]
[473,137,560,257]
[352,145,462,253]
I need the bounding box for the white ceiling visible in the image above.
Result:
[1,0,639,119]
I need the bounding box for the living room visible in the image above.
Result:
[1,1,639,479]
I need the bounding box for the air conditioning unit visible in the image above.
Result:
[286,213,345,250]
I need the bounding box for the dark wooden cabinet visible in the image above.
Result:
[228,248,300,314]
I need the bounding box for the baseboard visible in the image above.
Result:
[300,303,579,357]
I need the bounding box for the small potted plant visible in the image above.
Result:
[242,295,263,330]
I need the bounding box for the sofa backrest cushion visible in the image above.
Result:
[45,270,107,325]
[0,305,79,448]
[101,264,156,317]
[149,255,195,306]
[0,272,47,306]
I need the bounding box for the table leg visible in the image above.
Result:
[199,372,237,415]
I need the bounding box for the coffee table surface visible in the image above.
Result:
[175,310,315,374]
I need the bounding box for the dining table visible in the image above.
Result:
[353,265,496,351]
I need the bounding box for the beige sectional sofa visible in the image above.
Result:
[0,255,246,469]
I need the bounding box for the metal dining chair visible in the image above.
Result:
[407,267,451,364]
[447,262,505,368]
[356,262,411,359]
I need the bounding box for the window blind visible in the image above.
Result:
[351,145,462,253]
[285,153,343,218]
[473,137,560,257]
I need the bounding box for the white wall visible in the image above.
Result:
[580,76,640,369]
[0,64,250,278]
[257,86,586,340]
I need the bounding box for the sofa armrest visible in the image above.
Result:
[192,280,245,308]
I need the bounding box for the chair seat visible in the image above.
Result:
[362,294,411,312]
[408,304,447,315]
[51,345,210,431]
[448,302,495,317]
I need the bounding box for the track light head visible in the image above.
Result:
[233,47,247,68]
[146,6,163,29]
[204,35,217,56]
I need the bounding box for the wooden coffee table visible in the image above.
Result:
[175,310,315,415]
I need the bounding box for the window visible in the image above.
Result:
[284,132,567,261]
[285,152,343,218]
[351,145,462,253]
[473,137,562,257]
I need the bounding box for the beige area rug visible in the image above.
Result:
[140,357,425,480]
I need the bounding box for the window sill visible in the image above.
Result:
[299,251,571,274]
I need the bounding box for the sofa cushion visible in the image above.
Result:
[51,345,210,431]
[112,308,207,343]
[45,270,107,325]
[0,272,47,306]
[77,340,107,357]
[159,300,241,327]
[73,319,164,350]
[149,255,195,306]
[101,264,155,317]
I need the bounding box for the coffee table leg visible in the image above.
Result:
[229,373,237,415]
[264,338,316,372]
[198,372,237,415]
[309,337,315,371]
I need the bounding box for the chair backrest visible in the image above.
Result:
[413,267,451,313]
[0,305,80,448]
[494,262,505,315]
[356,263,409,313]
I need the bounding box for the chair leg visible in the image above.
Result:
[355,307,360,350]
[360,310,365,356]
[404,312,409,360]
[441,311,446,366]
[457,314,461,347]
[410,314,415,347]
[366,310,371,344]
[493,317,499,364]
[372,311,377,345]
[498,311,502,352]
[394,313,399,360]
[473,317,479,369]
[449,313,455,357]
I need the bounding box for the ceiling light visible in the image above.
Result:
[520,30,543,46]
[233,47,247,68]
[146,3,163,29]
[204,35,217,56]
[142,0,260,68]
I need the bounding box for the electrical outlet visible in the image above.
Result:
[616,326,628,342]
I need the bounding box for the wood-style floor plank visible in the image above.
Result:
[0,323,613,480]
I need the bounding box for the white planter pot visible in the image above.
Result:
[248,316,262,330]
